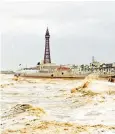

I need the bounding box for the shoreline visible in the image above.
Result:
[16,75,109,81]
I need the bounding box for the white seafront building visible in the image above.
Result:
[71,59,115,76]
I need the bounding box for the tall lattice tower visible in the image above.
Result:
[44,28,51,64]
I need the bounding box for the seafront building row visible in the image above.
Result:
[70,60,115,75]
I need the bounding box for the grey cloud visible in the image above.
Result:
[1,1,115,70]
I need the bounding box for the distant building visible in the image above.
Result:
[72,57,115,76]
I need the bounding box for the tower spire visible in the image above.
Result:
[46,27,49,36]
[44,28,51,64]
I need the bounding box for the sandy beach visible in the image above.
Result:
[0,74,115,134]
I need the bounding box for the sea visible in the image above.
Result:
[0,74,115,134]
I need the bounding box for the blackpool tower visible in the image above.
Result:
[44,28,51,64]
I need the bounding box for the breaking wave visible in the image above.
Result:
[2,104,45,119]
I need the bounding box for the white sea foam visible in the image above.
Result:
[0,74,115,133]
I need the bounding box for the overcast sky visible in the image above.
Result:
[0,0,115,70]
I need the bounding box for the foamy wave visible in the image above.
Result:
[87,80,115,93]
[71,79,115,95]
[2,104,45,119]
